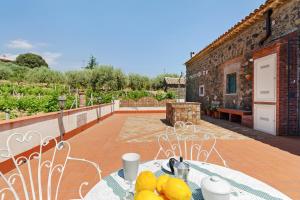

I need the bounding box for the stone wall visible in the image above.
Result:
[166,102,201,126]
[186,0,300,111]
[120,97,176,107]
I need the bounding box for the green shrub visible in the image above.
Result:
[26,67,65,85]
[0,65,13,80]
[16,53,48,68]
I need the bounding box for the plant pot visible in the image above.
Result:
[245,74,252,81]
[213,111,219,118]
[207,110,211,116]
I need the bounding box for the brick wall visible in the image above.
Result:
[278,33,299,135]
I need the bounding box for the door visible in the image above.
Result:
[254,53,277,135]
[254,104,276,135]
[254,53,277,102]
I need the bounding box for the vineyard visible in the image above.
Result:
[0,82,175,120]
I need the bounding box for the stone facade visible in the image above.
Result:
[185,0,300,135]
[166,102,201,125]
[186,0,299,109]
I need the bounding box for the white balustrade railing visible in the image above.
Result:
[0,131,101,200]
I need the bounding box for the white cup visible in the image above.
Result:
[122,153,140,182]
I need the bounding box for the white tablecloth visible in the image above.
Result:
[84,160,291,200]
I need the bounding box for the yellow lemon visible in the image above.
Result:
[163,177,192,200]
[135,171,157,192]
[159,194,170,200]
[156,175,170,194]
[134,190,163,200]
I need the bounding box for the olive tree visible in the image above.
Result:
[128,73,150,90]
[25,67,65,85]
[89,65,126,91]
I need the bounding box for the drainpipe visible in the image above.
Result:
[287,40,291,135]
[297,22,300,134]
[259,9,273,46]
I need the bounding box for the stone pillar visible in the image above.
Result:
[114,100,120,111]
[79,91,86,107]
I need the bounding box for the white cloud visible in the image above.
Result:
[41,52,62,66]
[7,39,33,50]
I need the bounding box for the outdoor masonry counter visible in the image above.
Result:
[166,102,201,126]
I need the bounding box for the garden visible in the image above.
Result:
[0,54,178,119]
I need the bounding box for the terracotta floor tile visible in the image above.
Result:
[1,113,299,199]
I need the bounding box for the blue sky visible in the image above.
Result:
[0,0,265,76]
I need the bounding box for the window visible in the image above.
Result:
[226,73,237,94]
[199,85,205,96]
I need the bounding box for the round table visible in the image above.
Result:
[84,160,291,200]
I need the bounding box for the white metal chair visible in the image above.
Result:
[0,131,101,200]
[155,121,227,167]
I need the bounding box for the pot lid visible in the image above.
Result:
[201,176,231,195]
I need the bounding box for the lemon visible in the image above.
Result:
[163,177,192,200]
[134,190,163,200]
[159,194,170,200]
[156,175,170,194]
[135,171,157,192]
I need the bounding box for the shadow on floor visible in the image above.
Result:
[160,119,172,126]
[202,116,300,156]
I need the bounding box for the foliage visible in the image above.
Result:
[26,67,65,85]
[0,65,13,80]
[155,91,176,101]
[123,90,150,100]
[89,65,127,91]
[65,70,91,89]
[0,61,30,83]
[128,74,150,90]
[16,53,48,68]
[0,59,181,119]
[86,55,98,69]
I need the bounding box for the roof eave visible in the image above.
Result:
[185,0,287,66]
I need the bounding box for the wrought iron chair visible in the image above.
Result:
[154,121,227,167]
[0,131,101,200]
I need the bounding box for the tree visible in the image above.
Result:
[85,55,98,69]
[16,53,48,68]
[128,73,150,90]
[65,70,91,89]
[25,67,65,85]
[113,68,127,90]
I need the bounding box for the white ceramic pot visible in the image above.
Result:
[201,176,231,200]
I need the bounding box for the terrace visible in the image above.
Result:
[1,110,300,199]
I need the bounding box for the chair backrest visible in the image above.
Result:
[0,131,101,200]
[155,121,227,167]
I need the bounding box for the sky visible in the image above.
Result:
[0,0,265,77]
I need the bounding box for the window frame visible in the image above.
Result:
[226,73,237,94]
[199,84,205,97]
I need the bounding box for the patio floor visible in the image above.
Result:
[1,113,300,199]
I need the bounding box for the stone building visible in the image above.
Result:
[185,0,300,136]
[164,77,186,99]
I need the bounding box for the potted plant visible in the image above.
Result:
[210,104,219,118]
[206,105,211,116]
